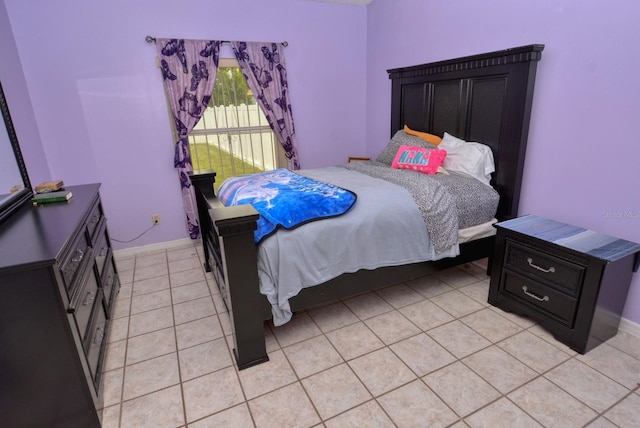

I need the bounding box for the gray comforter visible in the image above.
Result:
[341,160,500,253]
[258,166,467,326]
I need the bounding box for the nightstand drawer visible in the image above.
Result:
[505,240,585,294]
[503,269,577,327]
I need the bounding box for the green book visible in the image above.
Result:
[31,190,73,205]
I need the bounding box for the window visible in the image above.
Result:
[189,58,284,191]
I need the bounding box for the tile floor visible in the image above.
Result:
[101,241,640,428]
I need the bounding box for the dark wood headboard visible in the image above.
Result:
[388,44,544,221]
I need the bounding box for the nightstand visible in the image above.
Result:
[488,215,640,353]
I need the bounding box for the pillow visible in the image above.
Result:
[376,129,438,165]
[391,145,447,175]
[403,125,442,146]
[438,132,495,186]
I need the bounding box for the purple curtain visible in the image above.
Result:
[231,41,300,170]
[155,38,221,238]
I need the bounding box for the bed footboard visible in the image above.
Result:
[189,170,494,370]
[190,171,270,369]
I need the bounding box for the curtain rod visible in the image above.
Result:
[145,35,288,47]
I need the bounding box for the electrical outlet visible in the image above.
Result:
[152,214,161,225]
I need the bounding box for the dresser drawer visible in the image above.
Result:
[93,222,109,278]
[85,295,107,391]
[502,269,578,327]
[70,263,100,341]
[86,201,103,243]
[60,226,91,295]
[504,240,585,294]
[102,257,119,313]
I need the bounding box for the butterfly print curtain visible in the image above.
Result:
[155,38,221,238]
[231,41,300,170]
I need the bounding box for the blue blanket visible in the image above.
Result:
[217,169,357,243]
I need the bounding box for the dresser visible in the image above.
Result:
[0,184,119,427]
[488,215,640,353]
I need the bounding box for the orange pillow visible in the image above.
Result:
[404,125,442,146]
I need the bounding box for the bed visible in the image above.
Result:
[189,44,544,369]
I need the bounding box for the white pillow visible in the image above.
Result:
[439,132,495,186]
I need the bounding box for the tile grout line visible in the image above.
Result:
[162,249,191,428]
[115,253,136,428]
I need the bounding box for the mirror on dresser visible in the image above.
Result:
[0,80,32,223]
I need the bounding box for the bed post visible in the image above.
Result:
[190,171,269,369]
[211,205,269,369]
[189,170,217,272]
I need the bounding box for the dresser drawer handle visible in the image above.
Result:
[522,286,549,302]
[93,326,105,346]
[527,258,555,273]
[83,290,95,306]
[72,249,84,263]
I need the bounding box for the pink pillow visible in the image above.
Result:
[391,145,447,174]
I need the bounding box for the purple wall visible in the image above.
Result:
[3,0,640,324]
[366,0,640,324]
[3,0,367,249]
[0,1,49,185]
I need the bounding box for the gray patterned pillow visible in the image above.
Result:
[375,130,439,165]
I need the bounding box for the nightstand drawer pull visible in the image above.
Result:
[522,286,549,302]
[527,258,555,273]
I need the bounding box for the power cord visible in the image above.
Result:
[111,223,158,244]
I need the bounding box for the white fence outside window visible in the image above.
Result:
[189,103,278,177]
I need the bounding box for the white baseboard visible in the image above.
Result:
[113,238,200,259]
[619,317,640,338]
